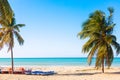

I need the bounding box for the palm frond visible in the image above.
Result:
[14,24,25,28]
[107,7,114,28]
[10,17,16,26]
[13,24,25,32]
[108,7,114,15]
[0,31,10,50]
[95,46,106,68]
[105,46,113,68]
[78,30,92,39]
[111,40,119,49]
[82,37,98,53]
[14,31,24,45]
[116,46,120,55]
[7,32,14,52]
[111,35,117,41]
[95,56,102,68]
[0,0,13,24]
[104,35,113,45]
[105,24,115,34]
[111,40,120,54]
[0,19,9,27]
[87,41,100,65]
[78,7,119,71]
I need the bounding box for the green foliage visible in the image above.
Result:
[78,7,120,71]
[0,0,25,74]
[0,16,25,52]
[0,0,13,24]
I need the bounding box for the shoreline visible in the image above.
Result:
[1,65,120,67]
[0,66,120,80]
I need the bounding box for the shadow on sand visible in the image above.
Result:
[105,72,120,74]
[56,71,120,76]
[56,72,102,76]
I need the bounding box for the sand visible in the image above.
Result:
[0,66,120,80]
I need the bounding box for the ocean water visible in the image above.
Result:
[0,57,119,67]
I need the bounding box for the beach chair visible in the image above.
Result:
[0,67,2,73]
[14,67,25,74]
[25,68,32,75]
[40,71,55,75]
[31,70,56,75]
[9,67,25,74]
[31,71,43,75]
[1,67,11,74]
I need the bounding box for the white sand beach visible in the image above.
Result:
[0,66,120,80]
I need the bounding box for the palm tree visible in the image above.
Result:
[0,16,25,74]
[0,0,13,24]
[78,7,120,73]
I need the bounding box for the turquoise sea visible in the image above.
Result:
[0,57,120,67]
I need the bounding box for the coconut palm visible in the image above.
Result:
[0,16,25,74]
[0,0,13,24]
[78,7,120,73]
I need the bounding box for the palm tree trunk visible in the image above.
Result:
[102,58,104,73]
[10,46,14,74]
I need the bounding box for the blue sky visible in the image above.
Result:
[0,0,120,58]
